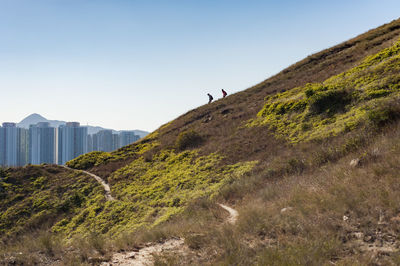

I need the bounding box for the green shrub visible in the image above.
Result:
[308,89,351,115]
[176,130,204,150]
[305,87,315,98]
[285,158,306,174]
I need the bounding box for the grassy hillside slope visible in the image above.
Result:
[1,18,400,265]
[250,39,400,142]
[0,165,104,239]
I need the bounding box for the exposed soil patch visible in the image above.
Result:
[101,238,186,266]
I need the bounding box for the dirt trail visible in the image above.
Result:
[102,203,238,265]
[218,203,239,224]
[60,165,115,201]
[101,238,185,266]
[61,165,239,265]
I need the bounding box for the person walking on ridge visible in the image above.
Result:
[207,93,214,104]
[222,89,227,98]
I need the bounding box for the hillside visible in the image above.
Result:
[1,18,400,265]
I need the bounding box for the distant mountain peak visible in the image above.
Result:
[22,113,46,121]
[18,113,48,126]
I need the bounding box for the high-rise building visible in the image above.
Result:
[119,131,140,148]
[87,134,93,153]
[18,128,29,166]
[92,130,113,152]
[2,123,17,166]
[112,133,120,150]
[0,123,28,167]
[88,130,139,153]
[57,122,88,165]
[29,122,56,164]
[92,133,98,151]
[0,125,4,166]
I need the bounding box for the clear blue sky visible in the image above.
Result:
[1,0,399,131]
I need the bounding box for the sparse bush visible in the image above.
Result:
[143,152,153,162]
[184,234,207,249]
[88,232,107,255]
[368,99,400,127]
[218,174,261,201]
[216,227,255,265]
[237,204,267,235]
[175,130,204,150]
[257,237,340,266]
[284,158,306,174]
[61,255,86,266]
[341,135,366,153]
[37,231,61,256]
[153,253,180,266]
[70,235,92,261]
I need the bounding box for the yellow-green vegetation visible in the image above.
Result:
[67,139,160,170]
[0,165,104,239]
[250,40,400,142]
[55,149,257,236]
[66,151,113,170]
[0,121,255,240]
[113,138,160,157]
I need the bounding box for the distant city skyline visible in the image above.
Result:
[1,1,400,131]
[0,121,140,167]
[4,113,148,137]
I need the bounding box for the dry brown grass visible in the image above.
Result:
[3,119,393,265]
[155,122,400,265]
[0,230,115,265]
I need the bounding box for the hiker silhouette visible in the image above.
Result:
[207,93,214,104]
[222,89,227,98]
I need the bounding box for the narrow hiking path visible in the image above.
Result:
[60,165,238,265]
[102,203,239,265]
[218,203,239,224]
[100,238,186,266]
[60,165,115,201]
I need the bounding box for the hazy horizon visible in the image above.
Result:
[1,0,400,132]
[0,113,148,134]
